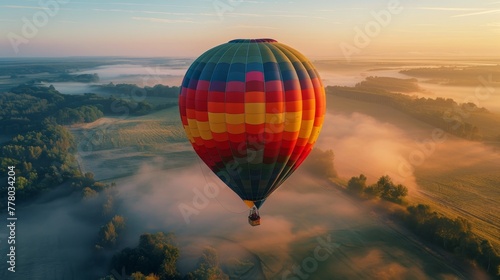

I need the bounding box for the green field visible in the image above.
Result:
[70,106,194,181]
[412,168,500,248]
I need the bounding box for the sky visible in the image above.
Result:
[0,0,499,58]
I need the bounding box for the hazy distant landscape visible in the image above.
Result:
[0,57,499,279]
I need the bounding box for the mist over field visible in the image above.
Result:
[317,112,419,187]
[78,160,471,279]
[1,57,498,280]
[1,157,471,279]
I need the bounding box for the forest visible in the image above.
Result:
[0,83,176,203]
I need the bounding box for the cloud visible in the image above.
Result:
[57,20,79,23]
[65,1,204,9]
[413,7,483,11]
[0,4,75,11]
[224,12,327,20]
[0,5,49,10]
[484,22,500,27]
[452,9,500,17]
[315,8,367,12]
[131,16,197,24]
[92,8,206,16]
[316,112,418,187]
[227,25,279,29]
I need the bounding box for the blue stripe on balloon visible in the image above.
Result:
[263,62,281,81]
[246,62,264,72]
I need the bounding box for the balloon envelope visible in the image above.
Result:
[179,38,325,208]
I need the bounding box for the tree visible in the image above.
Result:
[364,175,408,203]
[96,215,125,248]
[111,232,181,280]
[131,272,160,280]
[347,174,367,195]
[364,184,382,198]
[112,215,126,231]
[98,222,117,247]
[15,176,29,190]
[389,184,409,203]
[185,247,229,280]
[480,240,497,273]
[82,187,98,199]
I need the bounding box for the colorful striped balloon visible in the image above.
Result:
[179,38,325,209]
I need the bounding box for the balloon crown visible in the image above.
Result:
[228,38,277,43]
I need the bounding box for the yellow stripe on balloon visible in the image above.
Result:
[284,111,302,132]
[191,128,201,138]
[197,121,210,131]
[226,114,245,125]
[308,126,322,144]
[208,112,226,123]
[187,119,198,129]
[183,126,195,143]
[246,113,266,125]
[245,103,265,114]
[199,129,213,140]
[210,122,227,133]
[266,113,285,124]
[299,120,314,138]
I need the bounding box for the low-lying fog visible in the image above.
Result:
[2,111,488,279]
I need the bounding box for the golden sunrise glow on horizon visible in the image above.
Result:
[0,0,499,58]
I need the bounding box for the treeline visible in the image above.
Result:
[397,204,500,278]
[0,60,107,77]
[46,73,100,83]
[343,174,499,278]
[355,76,422,93]
[0,83,170,133]
[75,173,126,250]
[55,105,104,125]
[94,83,180,99]
[400,66,500,86]
[327,83,487,140]
[347,174,409,204]
[102,232,229,280]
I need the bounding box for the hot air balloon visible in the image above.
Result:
[179,39,325,226]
